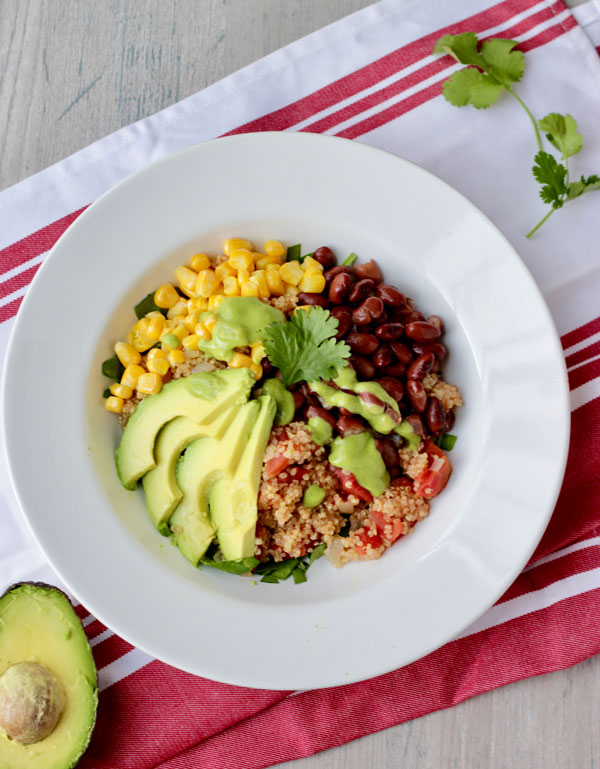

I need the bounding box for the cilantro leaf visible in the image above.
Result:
[263,306,350,386]
[442,68,503,109]
[532,151,567,209]
[538,113,582,159]
[567,174,600,200]
[480,38,524,87]
[433,32,484,67]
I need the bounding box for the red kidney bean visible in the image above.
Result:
[293,391,305,411]
[353,259,383,283]
[349,278,375,304]
[375,322,404,341]
[351,303,372,326]
[262,358,275,378]
[324,265,352,287]
[375,438,400,467]
[407,380,427,413]
[347,332,379,355]
[405,321,442,342]
[380,363,407,378]
[337,415,367,437]
[329,306,352,338]
[376,377,404,402]
[363,296,384,320]
[297,292,330,308]
[300,382,320,408]
[405,413,424,436]
[425,396,446,434]
[427,315,444,333]
[306,405,336,429]
[329,272,353,304]
[411,342,447,361]
[313,246,336,270]
[389,341,413,364]
[350,355,376,379]
[375,284,406,307]
[407,352,436,381]
[401,311,425,324]
[445,409,455,432]
[373,344,392,368]
[338,407,353,417]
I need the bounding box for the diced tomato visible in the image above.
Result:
[391,476,413,490]
[370,510,404,544]
[354,527,383,555]
[331,467,373,504]
[264,455,291,478]
[413,440,452,499]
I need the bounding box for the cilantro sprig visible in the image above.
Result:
[263,306,350,386]
[433,33,600,237]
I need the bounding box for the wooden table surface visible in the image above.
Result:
[1,1,595,768]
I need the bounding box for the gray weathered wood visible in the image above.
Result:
[0,1,596,768]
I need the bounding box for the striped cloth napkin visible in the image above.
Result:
[2,0,600,766]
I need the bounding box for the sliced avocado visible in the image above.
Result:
[141,408,237,532]
[0,583,97,769]
[209,394,277,560]
[115,368,254,490]
[169,400,261,566]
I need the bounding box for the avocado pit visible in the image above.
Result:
[0,662,65,745]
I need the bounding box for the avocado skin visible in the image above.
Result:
[0,582,98,769]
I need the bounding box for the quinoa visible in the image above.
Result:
[423,373,464,411]
[269,294,298,315]
[398,446,429,479]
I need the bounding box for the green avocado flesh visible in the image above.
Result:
[209,394,276,560]
[115,367,254,489]
[0,583,98,769]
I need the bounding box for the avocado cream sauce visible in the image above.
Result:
[197,297,285,363]
[329,432,390,497]
[307,416,333,445]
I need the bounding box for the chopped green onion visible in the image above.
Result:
[134,291,167,319]
[292,566,308,584]
[200,557,258,575]
[342,252,358,266]
[436,433,458,451]
[101,354,124,382]
[260,575,280,583]
[301,251,315,261]
[286,244,302,261]
[309,543,326,564]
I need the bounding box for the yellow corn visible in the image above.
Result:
[241,282,259,298]
[264,240,286,258]
[184,309,201,332]
[301,256,323,273]
[174,266,198,297]
[204,314,218,333]
[182,334,200,350]
[294,305,311,315]
[114,341,141,367]
[298,271,326,293]
[279,261,304,286]
[223,237,253,256]
[249,270,270,299]
[130,319,155,352]
[105,395,124,414]
[250,342,265,364]
[228,249,254,272]
[109,382,133,399]
[154,283,180,309]
[284,284,300,296]
[146,354,170,376]
[147,347,168,361]
[237,268,251,284]
[195,269,219,298]
[195,323,212,340]
[167,298,187,319]
[137,372,163,395]
[146,314,165,341]
[168,349,186,365]
[121,364,146,389]
[230,352,253,369]
[172,324,188,341]
[207,294,225,311]
[266,269,285,296]
[215,262,237,282]
[255,253,282,270]
[190,253,210,272]
[265,262,280,271]
[249,362,263,380]
[223,276,240,296]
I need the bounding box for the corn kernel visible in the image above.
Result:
[240,282,259,298]
[182,334,200,350]
[223,276,240,296]
[146,314,165,341]
[280,261,304,286]
[249,362,263,380]
[110,382,133,399]
[230,352,252,369]
[147,347,168,361]
[137,372,163,395]
[147,355,170,376]
[121,364,146,389]
[237,268,251,284]
[167,298,187,319]
[190,253,210,272]
[264,240,286,258]
[105,395,124,414]
[224,237,253,256]
[130,319,155,352]
[228,249,254,272]
[196,270,219,298]
[266,269,285,296]
[301,256,323,273]
[249,270,270,299]
[172,324,187,341]
[250,342,265,364]
[204,314,218,333]
[207,295,224,312]
[195,323,212,340]
[298,272,326,293]
[154,283,180,309]
[255,253,282,270]
[114,341,141,367]
[284,284,299,296]
[184,309,201,332]
[168,349,186,365]
[215,262,237,282]
[174,266,198,297]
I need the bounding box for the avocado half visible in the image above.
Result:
[0,582,98,769]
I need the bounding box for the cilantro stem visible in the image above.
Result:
[526,208,555,238]
[506,87,542,152]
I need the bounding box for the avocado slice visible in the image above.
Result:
[209,394,277,560]
[115,367,254,490]
[141,407,237,534]
[169,400,261,566]
[0,583,97,769]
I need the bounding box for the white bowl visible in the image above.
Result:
[2,133,569,690]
